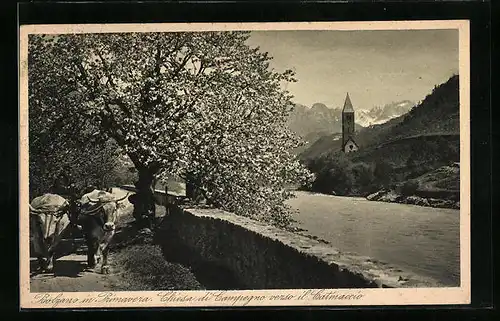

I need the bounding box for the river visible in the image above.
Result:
[286,191,461,286]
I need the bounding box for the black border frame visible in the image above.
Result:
[3,0,494,319]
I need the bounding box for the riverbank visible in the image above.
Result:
[366,189,460,209]
[115,187,460,287]
[365,164,460,209]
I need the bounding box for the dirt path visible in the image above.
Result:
[30,255,123,292]
[30,188,135,293]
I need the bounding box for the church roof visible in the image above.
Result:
[342,93,354,113]
[343,136,359,149]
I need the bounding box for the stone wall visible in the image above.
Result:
[120,184,185,207]
[154,205,442,289]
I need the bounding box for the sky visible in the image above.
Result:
[246,29,459,111]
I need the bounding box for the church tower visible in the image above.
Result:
[341,93,359,153]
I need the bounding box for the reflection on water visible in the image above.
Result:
[287,191,461,286]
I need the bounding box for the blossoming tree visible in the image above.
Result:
[28,31,312,228]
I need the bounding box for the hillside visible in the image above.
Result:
[292,130,334,155]
[355,74,460,172]
[351,133,459,179]
[300,74,461,205]
[382,75,459,140]
[298,133,342,160]
[300,74,459,161]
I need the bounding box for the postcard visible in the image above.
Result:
[19,20,470,309]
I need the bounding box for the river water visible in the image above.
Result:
[286,191,461,286]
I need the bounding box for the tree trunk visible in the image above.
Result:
[185,174,201,203]
[131,167,157,229]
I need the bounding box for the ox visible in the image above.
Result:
[76,189,128,274]
[29,193,75,272]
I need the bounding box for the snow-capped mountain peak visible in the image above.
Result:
[355,100,415,127]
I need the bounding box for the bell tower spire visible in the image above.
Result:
[341,92,358,153]
[343,92,354,113]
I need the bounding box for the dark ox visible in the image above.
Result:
[76,190,129,274]
[29,194,72,272]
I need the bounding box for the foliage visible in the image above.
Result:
[399,180,419,196]
[28,32,312,227]
[373,160,393,188]
[305,151,397,196]
[307,152,354,195]
[350,162,377,195]
[29,133,137,198]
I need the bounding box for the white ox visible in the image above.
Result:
[29,193,72,272]
[77,189,128,274]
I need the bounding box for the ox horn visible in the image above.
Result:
[29,204,55,213]
[88,192,130,203]
[29,204,65,215]
[29,204,43,213]
[114,192,130,203]
[87,197,101,203]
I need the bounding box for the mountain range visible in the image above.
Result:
[287,100,415,153]
[355,100,415,127]
[288,100,415,137]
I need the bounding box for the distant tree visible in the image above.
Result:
[309,152,353,196]
[373,160,393,189]
[28,32,312,228]
[29,128,136,199]
[350,162,375,195]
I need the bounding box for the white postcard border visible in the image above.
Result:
[19,20,471,309]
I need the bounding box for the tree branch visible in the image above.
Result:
[154,40,162,77]
[168,52,193,81]
[96,48,115,87]
[73,60,99,100]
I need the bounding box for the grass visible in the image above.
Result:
[412,165,460,192]
[111,244,205,291]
